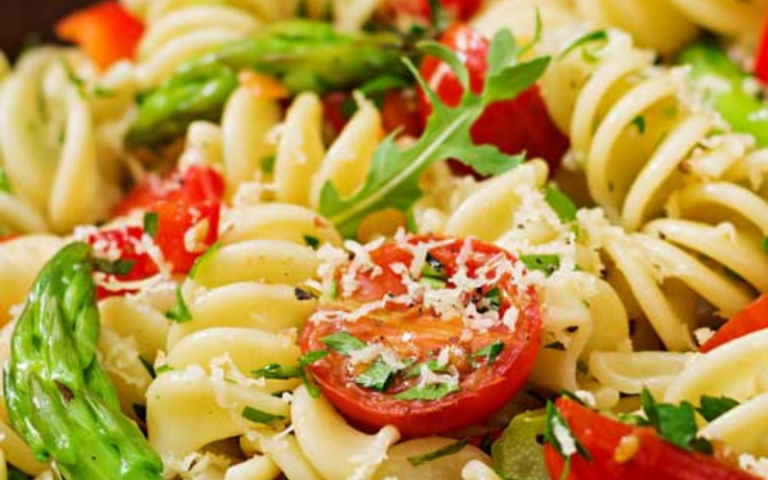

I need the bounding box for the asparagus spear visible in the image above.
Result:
[3,243,164,480]
[128,19,413,146]
[677,41,768,147]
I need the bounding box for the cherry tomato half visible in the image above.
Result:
[700,294,768,353]
[389,0,483,22]
[418,23,569,177]
[543,398,759,480]
[300,235,541,437]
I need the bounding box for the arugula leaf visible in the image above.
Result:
[242,406,285,425]
[521,254,561,276]
[298,350,329,398]
[492,411,549,480]
[188,241,222,279]
[0,167,11,193]
[544,186,577,222]
[697,395,739,422]
[472,341,504,366]
[394,383,459,401]
[165,286,192,323]
[92,257,136,276]
[407,438,468,466]
[252,363,301,380]
[320,331,366,354]
[641,388,712,453]
[319,29,548,237]
[143,212,159,239]
[354,358,396,392]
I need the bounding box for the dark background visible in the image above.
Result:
[2,0,96,56]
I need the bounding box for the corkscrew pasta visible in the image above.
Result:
[1,0,768,479]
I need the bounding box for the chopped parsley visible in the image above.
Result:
[420,276,447,289]
[327,279,339,299]
[407,438,468,466]
[641,388,712,453]
[544,187,578,223]
[472,341,504,366]
[763,236,768,254]
[521,254,561,276]
[559,30,608,59]
[138,356,156,378]
[406,359,448,379]
[354,358,397,392]
[92,257,136,276]
[252,363,301,380]
[143,212,159,238]
[303,235,320,249]
[294,287,315,301]
[155,364,173,375]
[697,395,740,422]
[422,253,447,279]
[241,406,285,425]
[631,115,646,134]
[298,350,329,398]
[394,383,459,401]
[320,331,366,355]
[485,287,502,311]
[188,241,221,279]
[165,286,192,323]
[0,167,10,193]
[261,155,276,174]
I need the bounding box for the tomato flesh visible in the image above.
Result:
[56,1,144,70]
[544,398,759,480]
[300,235,541,437]
[322,90,422,140]
[700,295,768,353]
[89,166,223,298]
[389,0,482,21]
[755,14,768,83]
[418,23,569,177]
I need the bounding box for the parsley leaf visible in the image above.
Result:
[242,406,285,425]
[143,212,159,238]
[188,241,221,279]
[394,383,459,401]
[521,254,561,276]
[407,438,468,466]
[320,331,366,355]
[252,363,301,380]
[354,358,396,392]
[303,235,320,249]
[165,286,192,323]
[631,115,646,134]
[697,395,740,422]
[319,29,548,237]
[544,186,577,222]
[641,388,712,453]
[472,341,504,366]
[298,350,329,398]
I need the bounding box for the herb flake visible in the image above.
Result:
[394,383,459,401]
[165,286,192,323]
[320,331,366,355]
[242,406,285,425]
[143,212,159,238]
[407,438,468,466]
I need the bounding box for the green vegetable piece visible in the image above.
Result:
[472,341,504,366]
[320,28,546,237]
[677,41,768,147]
[697,395,740,422]
[298,350,329,398]
[4,242,164,480]
[165,286,192,323]
[320,331,366,355]
[242,406,285,425]
[559,30,608,59]
[394,383,459,401]
[143,212,159,238]
[188,240,222,279]
[252,363,301,380]
[128,20,411,146]
[641,388,712,453]
[303,235,320,249]
[419,276,447,289]
[354,358,396,392]
[544,186,577,222]
[0,166,11,193]
[91,258,136,276]
[492,411,550,480]
[521,254,561,276]
[407,438,468,466]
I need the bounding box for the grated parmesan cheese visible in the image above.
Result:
[551,415,577,457]
[740,454,768,479]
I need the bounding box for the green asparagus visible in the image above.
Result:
[127,19,413,146]
[677,41,768,147]
[3,243,164,480]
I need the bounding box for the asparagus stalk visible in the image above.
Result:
[128,19,413,146]
[3,243,164,480]
[677,41,768,147]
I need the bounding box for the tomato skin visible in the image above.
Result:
[755,14,768,83]
[322,90,422,139]
[543,398,759,480]
[300,236,541,437]
[151,198,220,273]
[389,0,482,21]
[700,295,768,353]
[56,1,144,70]
[418,23,569,177]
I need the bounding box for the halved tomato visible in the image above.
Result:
[300,235,541,437]
[543,398,759,480]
